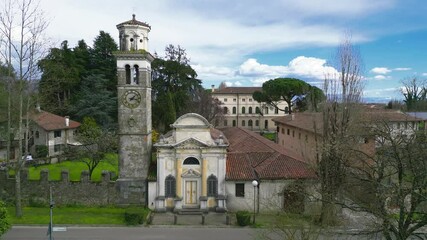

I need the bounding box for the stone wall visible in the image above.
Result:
[0,169,119,206]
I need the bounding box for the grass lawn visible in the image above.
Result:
[24,153,118,182]
[7,206,149,225]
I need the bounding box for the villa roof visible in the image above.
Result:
[222,127,316,181]
[29,110,80,131]
[212,87,262,94]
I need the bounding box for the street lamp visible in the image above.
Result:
[252,179,259,225]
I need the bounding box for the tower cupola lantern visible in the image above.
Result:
[116,14,151,52]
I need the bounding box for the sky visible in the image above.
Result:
[39,0,427,102]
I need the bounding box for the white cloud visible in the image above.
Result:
[238,58,286,77]
[237,56,338,83]
[371,67,392,75]
[394,67,411,71]
[39,0,372,68]
[374,75,388,80]
[422,73,427,76]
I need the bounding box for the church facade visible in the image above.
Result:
[115,15,317,213]
[148,113,228,212]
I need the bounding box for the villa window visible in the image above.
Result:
[235,183,245,197]
[242,120,246,127]
[248,120,253,127]
[232,107,237,114]
[242,107,246,114]
[255,120,259,127]
[165,175,176,197]
[249,107,253,114]
[54,130,61,138]
[223,107,229,114]
[207,175,218,197]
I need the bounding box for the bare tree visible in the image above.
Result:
[400,77,427,111]
[346,119,427,240]
[0,0,49,217]
[318,34,364,225]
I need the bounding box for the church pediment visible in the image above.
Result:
[174,138,208,149]
[181,169,201,178]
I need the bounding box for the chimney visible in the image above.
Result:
[65,116,70,127]
[211,85,215,93]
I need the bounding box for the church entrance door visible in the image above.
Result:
[185,180,198,206]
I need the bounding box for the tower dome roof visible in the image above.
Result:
[116,14,151,29]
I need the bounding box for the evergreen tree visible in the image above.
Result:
[38,41,81,115]
[90,31,118,91]
[70,74,117,128]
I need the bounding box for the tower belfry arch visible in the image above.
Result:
[115,14,154,205]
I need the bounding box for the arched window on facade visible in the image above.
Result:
[207,175,218,197]
[248,120,253,127]
[125,65,131,84]
[265,107,269,114]
[285,106,289,114]
[183,157,200,165]
[249,107,253,114]
[242,120,246,127]
[165,175,176,197]
[264,120,268,129]
[255,120,259,127]
[242,107,246,114]
[232,120,236,127]
[256,107,260,114]
[133,65,139,84]
[232,107,237,114]
[223,107,228,114]
[275,107,279,114]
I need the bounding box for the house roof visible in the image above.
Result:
[29,110,80,131]
[116,14,151,29]
[221,127,316,181]
[273,109,424,135]
[212,87,262,94]
[272,113,323,134]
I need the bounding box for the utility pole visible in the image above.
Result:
[48,186,54,240]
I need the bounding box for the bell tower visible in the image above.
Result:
[115,14,154,205]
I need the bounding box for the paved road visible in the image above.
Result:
[3,226,256,240]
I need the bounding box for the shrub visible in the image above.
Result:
[36,145,49,158]
[124,212,144,225]
[236,210,251,226]
[0,200,11,237]
[28,196,49,207]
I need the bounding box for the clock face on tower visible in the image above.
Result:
[122,90,142,109]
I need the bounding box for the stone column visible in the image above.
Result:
[202,158,207,196]
[176,159,182,197]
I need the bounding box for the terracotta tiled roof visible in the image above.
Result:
[273,110,424,135]
[116,14,151,29]
[272,113,323,134]
[222,127,316,181]
[364,110,424,122]
[212,87,262,94]
[29,110,80,131]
